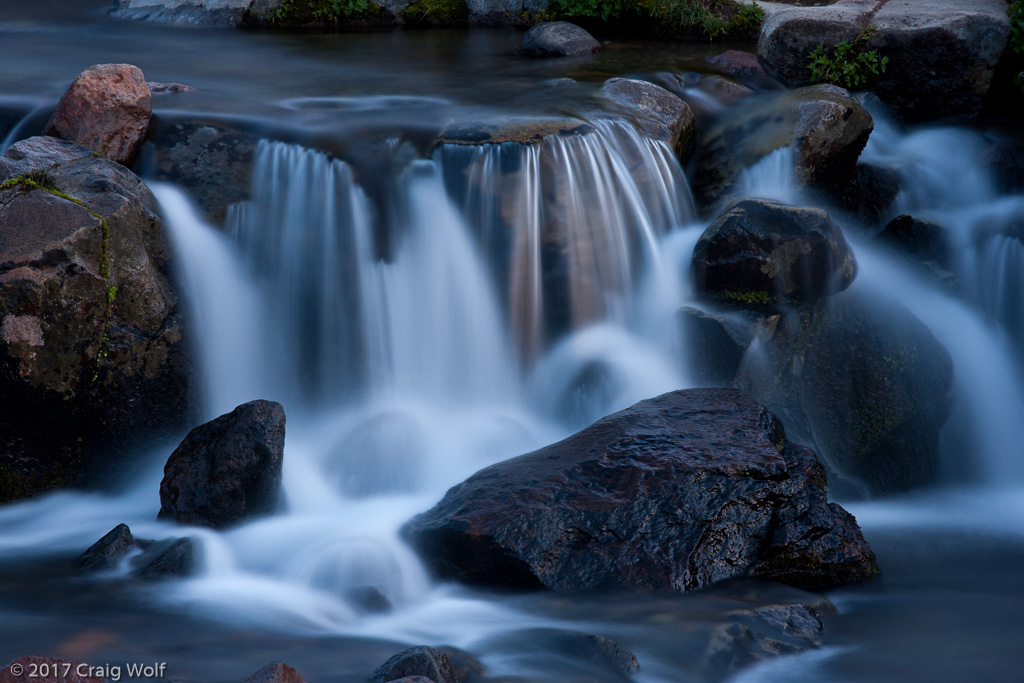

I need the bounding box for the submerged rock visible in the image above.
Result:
[403,388,877,593]
[601,78,696,159]
[680,306,754,386]
[691,198,857,309]
[704,601,829,676]
[516,21,601,57]
[44,63,152,167]
[371,646,457,683]
[131,537,196,579]
[159,400,285,528]
[694,84,872,210]
[434,646,486,683]
[242,661,307,683]
[758,0,1010,121]
[0,136,190,503]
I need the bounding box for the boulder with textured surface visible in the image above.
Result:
[516,21,600,57]
[77,523,137,572]
[404,388,877,593]
[0,136,189,502]
[757,0,1010,122]
[159,400,285,528]
[44,64,151,167]
[601,78,697,159]
[691,198,857,309]
[694,84,872,209]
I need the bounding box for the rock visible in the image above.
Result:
[601,78,697,159]
[705,50,780,90]
[516,21,601,57]
[77,523,137,572]
[158,400,285,528]
[833,161,901,225]
[434,647,486,683]
[383,678,435,683]
[694,84,873,209]
[704,602,827,676]
[371,646,457,683]
[43,64,151,167]
[736,290,954,495]
[131,537,196,578]
[878,214,950,267]
[346,585,393,614]
[403,388,877,593]
[1,657,105,683]
[680,306,754,386]
[0,136,190,503]
[757,0,1010,122]
[242,661,307,683]
[691,198,857,309]
[147,82,197,94]
[438,116,594,146]
[110,0,256,27]
[150,121,257,225]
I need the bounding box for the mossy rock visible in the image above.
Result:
[401,0,468,26]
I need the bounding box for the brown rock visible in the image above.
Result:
[1,657,104,683]
[602,78,697,160]
[242,661,306,683]
[44,64,152,167]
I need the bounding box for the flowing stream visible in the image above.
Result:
[1,4,1024,682]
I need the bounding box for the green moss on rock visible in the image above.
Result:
[402,0,468,26]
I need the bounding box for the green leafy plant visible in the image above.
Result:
[545,0,630,22]
[264,0,381,24]
[647,0,763,41]
[807,29,888,90]
[1010,0,1024,53]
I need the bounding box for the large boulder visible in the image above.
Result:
[159,400,285,528]
[0,136,190,503]
[110,0,256,27]
[601,78,697,159]
[736,290,954,495]
[691,198,857,309]
[516,21,601,57]
[403,388,877,593]
[757,0,1010,122]
[43,64,152,167]
[694,84,873,209]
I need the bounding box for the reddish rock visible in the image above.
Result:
[1,657,104,683]
[44,64,152,167]
[706,50,770,81]
[242,661,306,683]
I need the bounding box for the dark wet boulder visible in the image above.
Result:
[736,290,954,495]
[877,214,950,268]
[404,388,877,593]
[601,78,697,159]
[516,21,600,57]
[346,585,393,614]
[150,121,257,225]
[77,523,137,572]
[371,646,457,683]
[158,400,286,528]
[1,657,105,683]
[833,161,902,225]
[758,0,1010,122]
[694,84,872,210]
[110,0,256,27]
[131,537,196,579]
[691,198,857,309]
[44,64,151,167]
[242,661,307,683]
[0,136,190,503]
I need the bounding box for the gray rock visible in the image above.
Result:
[757,0,1010,121]
[131,537,196,579]
[77,523,137,572]
[110,0,255,27]
[695,84,872,209]
[680,306,754,386]
[601,78,697,159]
[516,21,601,57]
[371,646,457,683]
[704,601,829,676]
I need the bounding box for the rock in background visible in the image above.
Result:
[0,136,190,503]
